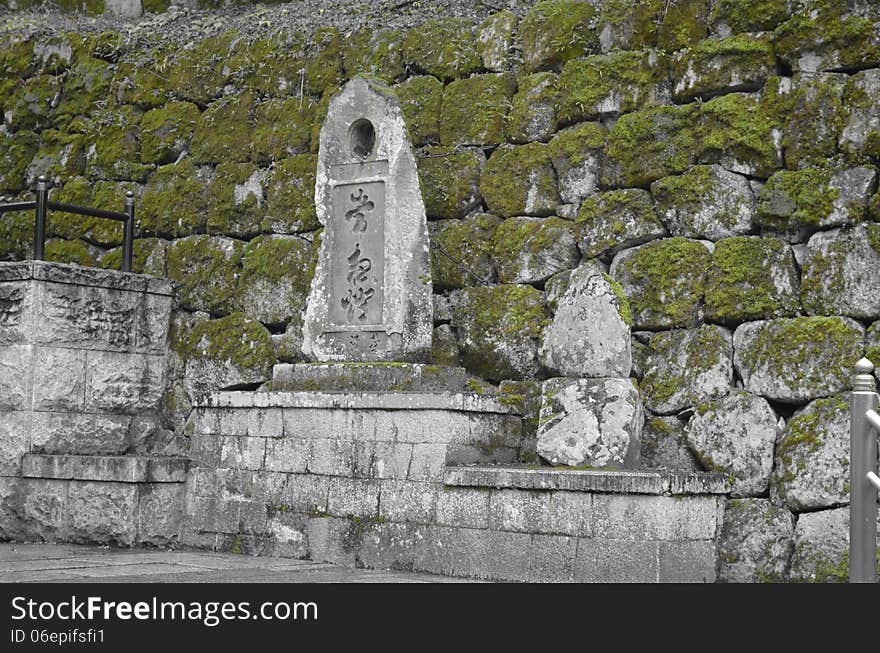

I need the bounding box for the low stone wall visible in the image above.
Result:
[185,391,727,581]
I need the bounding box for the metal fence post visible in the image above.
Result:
[851,357,878,583]
[122,190,134,273]
[33,175,48,261]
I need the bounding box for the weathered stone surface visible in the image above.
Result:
[785,72,847,169]
[504,72,558,144]
[138,484,185,544]
[439,73,515,146]
[757,166,877,240]
[651,165,756,240]
[84,352,164,414]
[640,416,701,472]
[68,481,138,545]
[788,507,872,583]
[800,226,880,319]
[672,34,774,103]
[717,498,795,583]
[183,313,275,398]
[264,155,319,234]
[537,377,642,469]
[557,51,668,125]
[303,78,432,363]
[576,189,666,261]
[166,235,243,315]
[771,394,850,512]
[429,214,499,289]
[401,18,480,81]
[0,410,30,474]
[417,148,483,220]
[519,0,598,73]
[395,75,442,147]
[539,270,631,378]
[272,362,469,393]
[609,238,711,330]
[705,236,800,323]
[452,284,547,381]
[30,412,131,456]
[546,122,606,204]
[493,217,579,285]
[0,345,30,410]
[685,392,777,497]
[639,326,733,415]
[481,143,560,217]
[733,317,864,403]
[841,69,880,162]
[475,10,515,72]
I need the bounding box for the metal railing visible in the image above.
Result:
[0,175,135,272]
[850,357,880,582]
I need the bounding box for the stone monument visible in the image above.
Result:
[302,77,432,362]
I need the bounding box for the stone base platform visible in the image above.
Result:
[271,362,473,393]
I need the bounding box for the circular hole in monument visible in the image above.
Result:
[349,118,376,159]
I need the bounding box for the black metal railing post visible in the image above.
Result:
[33,175,48,261]
[123,190,135,273]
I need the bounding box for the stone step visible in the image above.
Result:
[271,362,472,393]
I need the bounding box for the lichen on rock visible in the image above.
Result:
[417,147,483,219]
[139,159,208,239]
[546,121,606,204]
[717,498,795,583]
[480,143,559,217]
[429,213,499,290]
[395,75,443,146]
[439,73,515,146]
[206,162,266,239]
[576,188,666,261]
[492,216,579,285]
[519,0,598,73]
[504,72,558,144]
[401,18,481,82]
[166,234,244,314]
[139,101,200,166]
[264,154,319,234]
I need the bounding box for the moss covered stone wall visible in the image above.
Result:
[2,0,880,581]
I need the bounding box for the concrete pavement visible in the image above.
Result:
[0,543,478,583]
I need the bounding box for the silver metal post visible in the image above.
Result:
[850,357,878,583]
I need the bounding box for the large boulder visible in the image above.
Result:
[771,394,850,512]
[546,122,606,203]
[166,235,244,315]
[640,415,701,472]
[538,270,632,378]
[537,377,642,469]
[639,325,733,415]
[685,391,778,497]
[785,72,847,169]
[788,507,880,583]
[493,217,579,285]
[717,498,795,583]
[733,317,864,403]
[841,69,880,162]
[429,214,499,290]
[576,188,666,261]
[480,143,560,217]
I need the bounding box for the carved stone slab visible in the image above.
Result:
[302,77,432,362]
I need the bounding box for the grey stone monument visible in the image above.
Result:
[302,77,432,362]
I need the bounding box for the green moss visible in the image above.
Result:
[439,73,515,146]
[309,85,339,154]
[672,34,775,102]
[28,130,86,185]
[165,33,233,106]
[5,74,63,132]
[430,214,500,289]
[226,33,306,97]
[417,148,483,219]
[597,0,663,51]
[187,312,272,382]
[113,58,171,109]
[784,74,847,170]
[343,28,404,83]
[55,0,104,14]
[603,273,633,327]
[492,216,577,283]
[0,130,38,193]
[395,75,442,146]
[651,165,715,205]
[44,238,97,267]
[142,0,170,12]
[757,168,838,232]
[557,51,668,125]
[98,237,168,276]
[139,101,200,166]
[519,0,598,72]
[620,237,710,328]
[603,104,698,188]
[656,0,709,52]
[53,57,113,123]
[476,10,516,71]
[140,159,207,238]
[547,121,606,167]
[250,96,316,164]
[709,0,790,33]
[264,154,318,234]
[304,28,343,96]
[504,72,558,144]
[166,234,244,314]
[190,92,256,165]
[480,143,559,217]
[207,162,265,239]
[0,39,35,99]
[576,189,661,258]
[46,177,130,247]
[84,106,152,182]
[401,18,481,82]
[705,236,798,322]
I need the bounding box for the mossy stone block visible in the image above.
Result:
[481,143,559,217]
[651,164,756,240]
[417,147,483,220]
[139,159,208,238]
[54,56,113,122]
[597,0,663,52]
[191,92,255,165]
[610,237,711,329]
[0,209,33,261]
[477,10,516,72]
[733,316,864,403]
[519,0,598,73]
[304,28,343,96]
[547,121,606,203]
[429,213,500,289]
[5,74,63,132]
[206,162,266,239]
[139,101,200,166]
[0,39,35,98]
[166,234,244,314]
[452,283,548,381]
[396,75,443,146]
[576,188,666,260]
[709,0,792,34]
[493,216,579,285]
[557,51,669,126]
[251,96,316,164]
[44,238,98,267]
[705,236,799,323]
[84,107,152,181]
[841,69,880,163]
[98,237,168,277]
[439,73,515,146]
[226,33,307,97]
[47,177,131,246]
[671,34,775,103]
[402,18,481,82]
[716,498,795,583]
[27,130,86,186]
[603,104,698,188]
[264,154,318,234]
[504,72,558,144]
[656,0,710,52]
[113,59,170,109]
[432,324,461,367]
[165,33,233,106]
[0,130,38,193]
[784,72,847,170]
[343,28,405,83]
[234,234,318,327]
